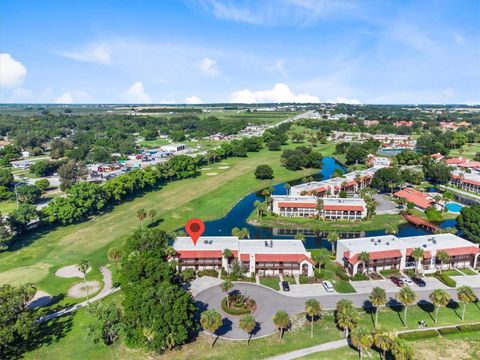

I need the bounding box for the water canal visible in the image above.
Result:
[200,157,456,250]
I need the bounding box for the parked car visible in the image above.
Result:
[390,276,404,287]
[281,281,290,292]
[322,280,335,293]
[412,277,426,287]
[401,276,414,287]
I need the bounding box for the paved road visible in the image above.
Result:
[195,282,480,340]
[266,339,349,360]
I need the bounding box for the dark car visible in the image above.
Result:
[390,276,404,287]
[412,277,426,287]
[281,281,290,292]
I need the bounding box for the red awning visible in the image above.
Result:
[278,202,317,208]
[177,250,223,259]
[440,246,479,257]
[255,253,314,264]
[323,205,365,211]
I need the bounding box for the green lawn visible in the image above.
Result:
[0,200,17,214]
[332,279,356,293]
[450,143,480,159]
[248,212,407,232]
[260,276,280,290]
[0,145,331,292]
[460,268,478,275]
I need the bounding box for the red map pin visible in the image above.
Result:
[185,218,205,246]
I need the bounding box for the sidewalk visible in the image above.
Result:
[265,339,349,360]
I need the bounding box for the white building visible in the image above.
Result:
[336,234,480,275]
[162,143,187,153]
[172,236,314,277]
[11,160,30,169]
[271,195,367,221]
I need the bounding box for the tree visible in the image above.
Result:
[369,287,387,327]
[436,251,449,272]
[327,232,339,256]
[0,168,13,187]
[15,184,41,204]
[305,299,321,338]
[335,303,359,337]
[457,286,477,320]
[0,284,37,358]
[372,326,396,360]
[221,280,233,307]
[8,204,37,234]
[371,167,402,193]
[200,309,223,347]
[87,303,124,345]
[253,200,266,218]
[78,259,90,301]
[345,144,368,165]
[232,227,249,239]
[284,183,291,195]
[386,224,398,235]
[411,247,424,274]
[107,247,122,271]
[239,315,256,345]
[359,251,370,274]
[429,289,451,323]
[272,310,290,341]
[316,198,324,219]
[391,338,414,360]
[34,178,50,192]
[255,164,274,179]
[457,205,480,243]
[136,208,147,229]
[267,140,281,151]
[313,248,330,269]
[148,209,157,224]
[351,326,373,360]
[58,160,87,190]
[396,287,417,327]
[295,232,305,242]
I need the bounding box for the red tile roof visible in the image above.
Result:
[323,205,365,211]
[240,253,250,262]
[349,249,402,265]
[278,202,317,208]
[255,253,314,264]
[406,248,432,259]
[394,188,434,209]
[445,157,468,165]
[440,246,479,257]
[178,250,223,259]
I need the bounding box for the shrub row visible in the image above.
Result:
[435,272,457,287]
[197,269,219,278]
[221,297,252,316]
[351,273,369,281]
[398,329,439,340]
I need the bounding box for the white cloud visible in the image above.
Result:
[230,83,319,103]
[267,59,287,76]
[328,96,361,104]
[0,53,27,88]
[54,92,74,104]
[185,95,203,104]
[199,57,219,76]
[59,43,111,64]
[123,82,151,103]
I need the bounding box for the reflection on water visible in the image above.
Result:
[194,156,456,250]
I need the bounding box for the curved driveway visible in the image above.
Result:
[195,282,480,340]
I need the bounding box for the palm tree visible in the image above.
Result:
[386,224,398,235]
[369,287,387,327]
[305,299,322,338]
[396,287,417,327]
[429,289,452,323]
[457,285,477,320]
[165,333,176,350]
[335,305,359,338]
[239,315,256,345]
[136,208,147,229]
[200,309,223,347]
[148,209,157,224]
[316,198,324,219]
[220,279,233,307]
[436,251,449,272]
[78,258,90,301]
[359,251,370,274]
[272,310,290,341]
[107,247,121,272]
[351,326,373,360]
[254,200,263,218]
[295,232,305,242]
[373,327,396,360]
[327,232,339,256]
[411,247,424,274]
[284,183,291,195]
[238,227,250,239]
[391,338,414,360]
[313,249,330,269]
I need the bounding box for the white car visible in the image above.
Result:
[401,276,414,287]
[322,280,335,293]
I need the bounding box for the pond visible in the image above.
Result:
[195,156,456,250]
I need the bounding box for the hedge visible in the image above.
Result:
[351,273,369,281]
[197,269,219,278]
[398,329,439,340]
[438,327,459,335]
[435,273,457,287]
[457,323,480,333]
[221,297,251,315]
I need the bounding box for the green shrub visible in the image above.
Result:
[404,269,415,278]
[351,273,369,281]
[398,330,439,340]
[180,268,196,282]
[435,273,457,287]
[457,323,480,333]
[221,297,253,315]
[438,327,459,335]
[197,269,219,278]
[380,269,400,276]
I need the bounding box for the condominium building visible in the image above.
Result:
[451,170,480,194]
[271,195,367,221]
[172,236,314,276]
[336,234,480,275]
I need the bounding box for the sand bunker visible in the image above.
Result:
[217,166,230,169]
[55,264,91,278]
[67,281,101,298]
[28,290,54,309]
[206,172,218,176]
[201,167,212,170]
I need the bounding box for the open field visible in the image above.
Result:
[0,144,334,292]
[450,143,480,159]
[0,200,17,214]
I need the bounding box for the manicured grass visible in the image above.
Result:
[0,145,328,291]
[283,276,296,284]
[460,268,478,275]
[443,269,463,276]
[332,279,356,293]
[0,200,17,214]
[260,276,280,290]
[248,212,407,232]
[450,143,480,159]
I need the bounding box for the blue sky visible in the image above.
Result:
[0,0,479,104]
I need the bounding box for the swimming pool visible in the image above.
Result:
[445,202,464,213]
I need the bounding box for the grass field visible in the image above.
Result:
[0,144,334,292]
[450,143,480,159]
[0,200,17,214]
